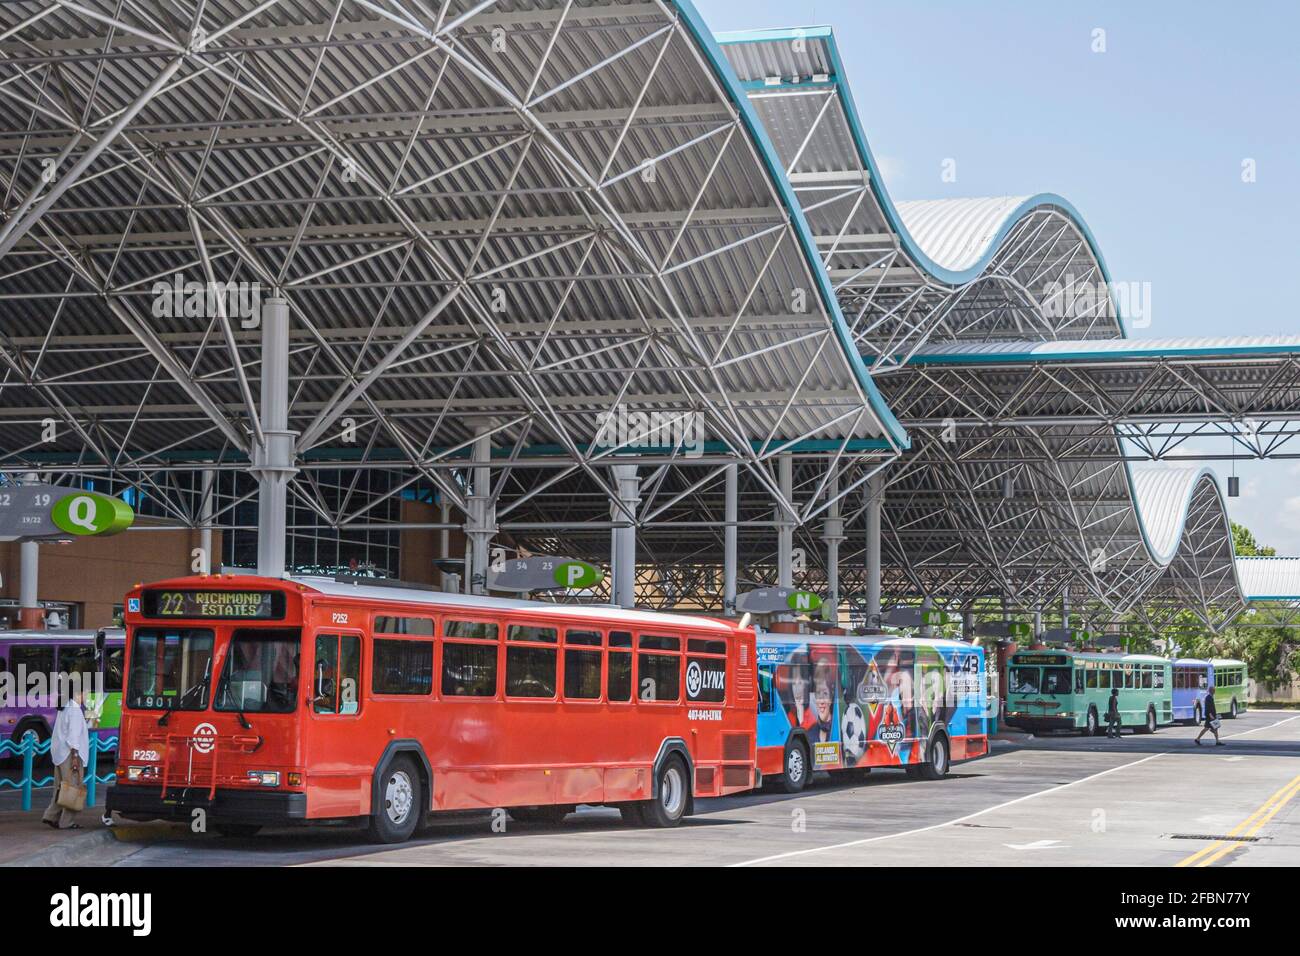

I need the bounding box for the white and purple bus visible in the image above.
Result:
[0,628,125,756]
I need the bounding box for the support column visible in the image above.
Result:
[920,595,935,639]
[1034,607,1044,641]
[963,608,976,642]
[199,467,215,574]
[776,454,793,589]
[1062,592,1071,630]
[864,471,884,628]
[18,538,40,629]
[610,464,640,609]
[465,431,496,596]
[821,469,844,625]
[723,464,738,616]
[253,298,297,577]
[439,498,457,592]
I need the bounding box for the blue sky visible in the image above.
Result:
[696,0,1300,554]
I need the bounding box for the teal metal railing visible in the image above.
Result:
[0,732,116,811]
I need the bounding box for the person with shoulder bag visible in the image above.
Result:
[42,686,90,829]
[1195,685,1224,747]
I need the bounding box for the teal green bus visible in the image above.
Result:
[1005,651,1173,736]
[1210,659,1249,718]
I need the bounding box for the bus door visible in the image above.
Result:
[1039,663,1073,718]
[307,612,365,817]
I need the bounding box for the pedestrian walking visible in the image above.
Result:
[1195,686,1224,746]
[42,686,90,830]
[1105,687,1122,738]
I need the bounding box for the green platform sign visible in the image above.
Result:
[51,491,135,536]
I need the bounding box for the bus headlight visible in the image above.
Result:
[126,766,158,781]
[247,771,280,787]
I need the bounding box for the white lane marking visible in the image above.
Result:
[730,751,1167,867]
[1004,839,1066,850]
[1223,713,1300,739]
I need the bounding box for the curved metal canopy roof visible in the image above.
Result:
[0,3,1285,634]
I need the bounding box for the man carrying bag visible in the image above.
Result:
[42,686,90,829]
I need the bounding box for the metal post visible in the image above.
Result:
[723,463,738,616]
[466,431,496,595]
[822,469,843,625]
[1062,592,1071,630]
[920,595,935,639]
[963,609,976,642]
[18,473,40,628]
[253,297,297,577]
[439,498,453,592]
[86,737,99,808]
[611,463,640,609]
[865,471,884,627]
[1034,608,1043,641]
[199,467,215,573]
[777,454,793,589]
[20,731,35,811]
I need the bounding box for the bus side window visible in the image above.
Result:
[607,630,632,702]
[1075,669,1084,694]
[758,666,774,711]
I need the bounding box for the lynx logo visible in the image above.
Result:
[50,886,151,936]
[878,721,905,757]
[191,722,218,754]
[685,661,725,699]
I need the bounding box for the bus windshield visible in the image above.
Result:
[1009,666,1040,694]
[1042,667,1072,695]
[214,630,300,714]
[127,629,215,710]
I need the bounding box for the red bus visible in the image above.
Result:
[107,575,759,842]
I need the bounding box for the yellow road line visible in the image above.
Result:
[1175,774,1300,868]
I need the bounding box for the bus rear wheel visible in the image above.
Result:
[1229,699,1239,718]
[641,756,689,828]
[1193,703,1202,725]
[368,756,421,844]
[1138,707,1157,735]
[1083,707,1099,737]
[780,740,809,793]
[917,735,950,781]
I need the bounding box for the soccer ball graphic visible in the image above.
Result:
[841,703,868,763]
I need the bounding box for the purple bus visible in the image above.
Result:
[0,628,126,755]
[1172,657,1213,722]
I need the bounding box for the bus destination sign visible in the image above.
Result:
[141,589,284,620]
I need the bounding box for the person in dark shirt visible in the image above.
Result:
[1194,687,1224,746]
[1105,688,1122,738]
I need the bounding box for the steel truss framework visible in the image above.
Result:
[0,3,1293,637]
[0,0,902,550]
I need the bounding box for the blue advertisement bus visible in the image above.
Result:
[1172,658,1212,722]
[755,633,989,792]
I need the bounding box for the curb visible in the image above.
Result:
[0,827,118,867]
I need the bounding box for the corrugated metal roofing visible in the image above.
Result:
[1235,558,1300,601]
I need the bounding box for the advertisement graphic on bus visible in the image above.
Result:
[756,635,988,791]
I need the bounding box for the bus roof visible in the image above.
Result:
[138,575,740,634]
[756,632,977,652]
[1209,658,1246,667]
[0,628,123,641]
[1010,649,1169,664]
[1173,657,1211,665]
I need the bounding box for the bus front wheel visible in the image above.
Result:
[641,756,689,828]
[369,755,421,844]
[917,735,950,781]
[780,739,809,793]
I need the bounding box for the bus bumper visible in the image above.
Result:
[1003,714,1076,733]
[107,785,307,825]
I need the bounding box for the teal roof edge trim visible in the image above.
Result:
[715,25,1130,337]
[674,3,910,451]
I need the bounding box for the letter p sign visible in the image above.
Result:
[553,560,602,590]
